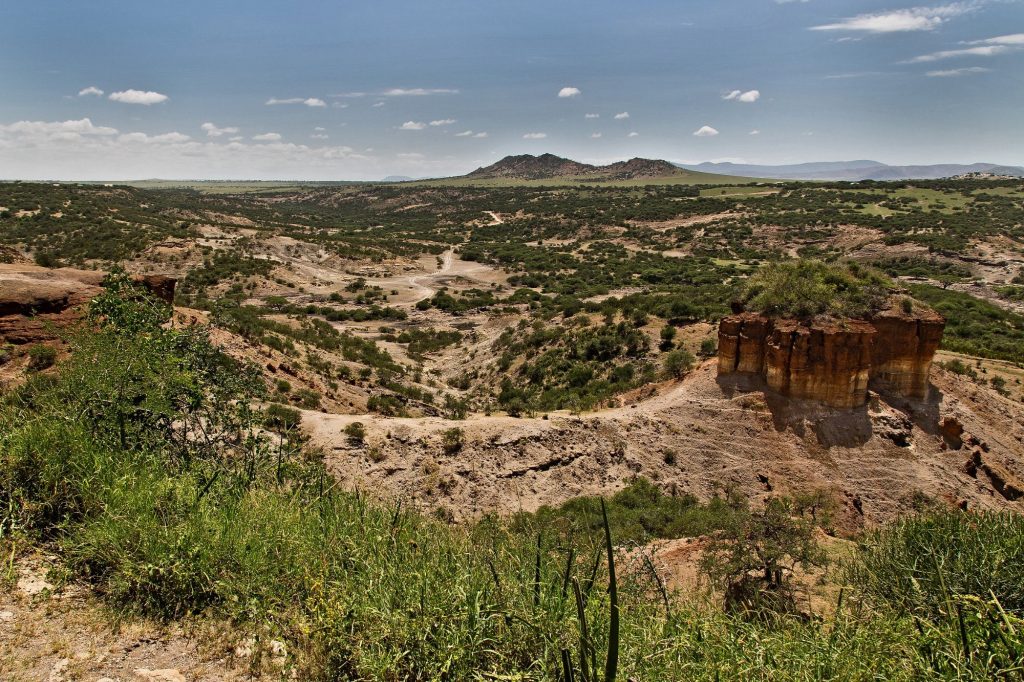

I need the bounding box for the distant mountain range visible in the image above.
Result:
[466,154,685,181]
[676,160,1024,181]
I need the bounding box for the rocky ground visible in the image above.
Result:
[305,360,1024,533]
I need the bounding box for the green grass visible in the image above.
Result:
[909,283,1024,363]
[3,282,1024,680]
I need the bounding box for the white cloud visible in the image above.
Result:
[397,152,425,159]
[926,66,991,76]
[627,132,639,137]
[253,132,282,141]
[811,3,976,33]
[314,126,326,131]
[908,45,1011,62]
[522,132,547,139]
[332,102,349,109]
[400,121,426,130]
[119,132,191,144]
[724,89,760,102]
[109,89,168,105]
[78,86,104,97]
[472,132,488,138]
[381,88,459,96]
[591,132,602,138]
[0,118,118,141]
[558,86,582,98]
[372,101,385,108]
[585,113,600,119]
[614,112,630,119]
[228,136,243,142]
[266,97,325,107]
[749,129,761,135]
[693,125,719,137]
[201,122,239,137]
[429,119,456,126]
[967,33,1024,46]
[311,133,330,140]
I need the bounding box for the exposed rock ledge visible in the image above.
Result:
[0,264,175,345]
[718,305,945,408]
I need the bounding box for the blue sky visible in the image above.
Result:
[1,0,1022,179]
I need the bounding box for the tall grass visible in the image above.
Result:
[2,283,1022,679]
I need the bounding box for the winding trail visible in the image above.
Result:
[407,249,453,302]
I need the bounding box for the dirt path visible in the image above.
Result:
[485,211,504,226]
[406,249,453,302]
[304,361,1024,529]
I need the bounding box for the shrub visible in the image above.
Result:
[344,421,366,445]
[663,349,695,379]
[264,403,301,432]
[27,344,57,371]
[741,260,893,319]
[441,427,463,454]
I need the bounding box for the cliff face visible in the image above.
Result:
[869,308,945,399]
[718,306,944,408]
[0,265,176,345]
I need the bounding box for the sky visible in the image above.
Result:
[1,0,1022,180]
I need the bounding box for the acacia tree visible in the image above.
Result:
[700,497,826,614]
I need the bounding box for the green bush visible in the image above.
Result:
[741,260,893,319]
[26,344,57,371]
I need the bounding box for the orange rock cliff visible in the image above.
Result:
[717,305,945,408]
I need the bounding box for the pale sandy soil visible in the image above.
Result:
[304,361,1024,532]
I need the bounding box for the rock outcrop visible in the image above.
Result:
[0,264,176,345]
[718,305,945,408]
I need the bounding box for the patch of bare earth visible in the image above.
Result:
[305,362,1024,532]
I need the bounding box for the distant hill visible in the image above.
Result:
[381,175,415,183]
[677,160,1024,182]
[455,153,745,185]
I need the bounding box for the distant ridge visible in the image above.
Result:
[677,160,1024,181]
[466,154,689,181]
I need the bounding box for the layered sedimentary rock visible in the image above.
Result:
[718,305,944,408]
[0,264,176,344]
[869,307,945,399]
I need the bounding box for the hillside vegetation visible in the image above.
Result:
[2,282,1024,678]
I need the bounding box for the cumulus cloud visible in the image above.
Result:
[266,97,326,107]
[591,132,602,138]
[926,66,991,76]
[908,45,1011,62]
[109,90,168,105]
[429,119,456,126]
[749,129,761,135]
[811,3,976,33]
[558,86,582,98]
[627,132,639,137]
[614,112,630,119]
[724,89,760,102]
[693,125,719,137]
[400,121,426,130]
[0,118,118,141]
[522,132,547,139]
[585,113,600,119]
[201,122,239,137]
[311,133,329,140]
[455,130,487,137]
[252,132,282,141]
[78,86,104,97]
[0,116,399,180]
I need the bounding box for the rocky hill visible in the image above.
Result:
[465,154,688,181]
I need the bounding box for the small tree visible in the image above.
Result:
[700,497,825,614]
[662,349,695,379]
[659,324,676,351]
